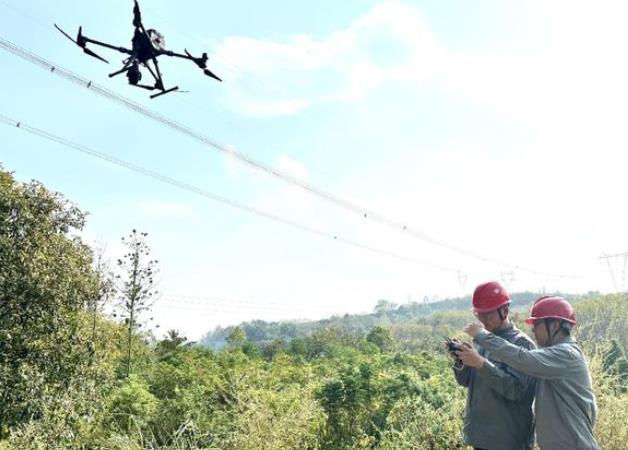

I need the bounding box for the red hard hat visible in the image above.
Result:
[525,296,576,325]
[472,281,510,313]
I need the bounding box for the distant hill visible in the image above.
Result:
[198,290,591,348]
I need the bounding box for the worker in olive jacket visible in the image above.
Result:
[459,295,599,450]
[448,281,536,450]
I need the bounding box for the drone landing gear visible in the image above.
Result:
[129,82,179,98]
[150,86,179,98]
[107,63,177,97]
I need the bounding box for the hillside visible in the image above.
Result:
[198,290,590,348]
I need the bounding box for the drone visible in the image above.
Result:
[54,0,221,98]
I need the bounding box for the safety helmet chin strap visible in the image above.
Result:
[543,318,563,345]
[497,305,509,321]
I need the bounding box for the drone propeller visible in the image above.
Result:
[82,46,109,64]
[185,49,222,82]
[185,49,207,68]
[133,0,142,28]
[203,68,222,82]
[54,24,109,63]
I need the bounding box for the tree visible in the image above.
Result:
[317,363,379,448]
[374,299,398,316]
[156,329,188,361]
[161,329,188,349]
[116,229,158,378]
[602,339,628,389]
[0,167,101,434]
[226,326,246,348]
[367,326,394,352]
[261,338,286,360]
[88,245,115,371]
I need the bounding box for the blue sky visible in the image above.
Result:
[2,1,628,339]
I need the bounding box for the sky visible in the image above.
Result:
[2,0,628,340]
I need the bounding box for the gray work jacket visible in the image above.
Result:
[454,323,536,450]
[474,331,600,450]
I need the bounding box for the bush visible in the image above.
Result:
[106,375,158,435]
[589,356,628,450]
[378,394,465,450]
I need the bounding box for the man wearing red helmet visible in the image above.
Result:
[448,281,536,450]
[460,296,600,450]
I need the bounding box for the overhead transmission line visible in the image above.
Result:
[155,294,378,319]
[152,302,351,321]
[0,113,461,274]
[0,38,577,280]
[0,0,50,29]
[159,294,344,313]
[155,300,339,316]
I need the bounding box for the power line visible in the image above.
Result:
[162,294,338,311]
[0,0,50,29]
[0,38,578,280]
[0,113,461,274]
[154,294,378,319]
[159,295,341,313]
[156,300,335,316]
[152,302,351,322]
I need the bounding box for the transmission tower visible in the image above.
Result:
[457,271,468,290]
[599,251,628,293]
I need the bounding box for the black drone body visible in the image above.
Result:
[55,0,221,98]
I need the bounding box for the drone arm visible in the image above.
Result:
[82,36,132,55]
[160,49,193,60]
[54,24,110,63]
[160,49,222,82]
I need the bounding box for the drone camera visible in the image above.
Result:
[127,64,142,85]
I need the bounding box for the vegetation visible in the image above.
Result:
[1,166,627,449]
[116,229,159,378]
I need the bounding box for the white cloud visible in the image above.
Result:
[211,0,628,134]
[440,1,628,133]
[211,1,446,116]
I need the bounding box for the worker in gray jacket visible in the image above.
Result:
[459,295,600,450]
[448,281,536,450]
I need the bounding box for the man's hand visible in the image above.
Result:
[464,321,485,338]
[443,338,462,361]
[455,344,487,369]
